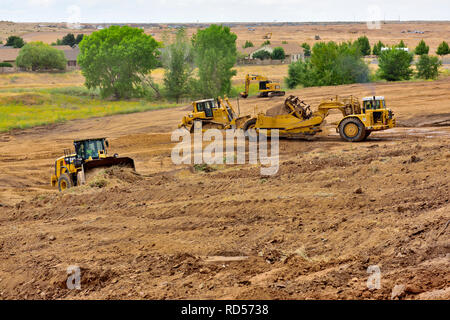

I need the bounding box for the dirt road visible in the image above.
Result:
[0,79,449,299]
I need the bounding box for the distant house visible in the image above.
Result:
[62,47,80,69]
[238,42,304,65]
[381,47,409,52]
[0,48,21,68]
[0,46,80,70]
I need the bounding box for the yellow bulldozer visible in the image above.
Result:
[240,74,285,98]
[242,95,395,142]
[51,138,135,191]
[263,32,272,39]
[179,96,250,132]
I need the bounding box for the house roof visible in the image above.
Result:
[268,42,304,55]
[52,45,73,50]
[0,48,21,62]
[0,47,79,63]
[237,46,257,56]
[63,47,79,61]
[238,42,304,57]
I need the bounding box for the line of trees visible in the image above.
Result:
[52,33,84,47]
[286,41,369,88]
[78,25,239,101]
[5,36,25,48]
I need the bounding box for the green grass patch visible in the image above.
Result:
[0,86,178,132]
[229,83,261,98]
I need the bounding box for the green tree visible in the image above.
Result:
[377,48,413,81]
[162,28,193,103]
[192,24,237,98]
[356,36,371,56]
[271,47,285,60]
[416,54,441,79]
[436,41,450,56]
[372,41,385,56]
[285,41,369,88]
[252,50,271,60]
[286,59,314,89]
[75,34,84,45]
[243,40,254,48]
[262,40,271,46]
[16,42,66,71]
[62,33,76,47]
[6,35,25,48]
[398,40,407,48]
[301,42,311,57]
[414,40,429,55]
[0,62,13,67]
[78,26,160,99]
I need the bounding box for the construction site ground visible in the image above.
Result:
[0,79,449,299]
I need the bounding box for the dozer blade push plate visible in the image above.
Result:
[82,157,135,172]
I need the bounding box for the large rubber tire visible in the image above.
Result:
[58,173,73,192]
[363,130,371,141]
[243,118,257,132]
[339,118,366,142]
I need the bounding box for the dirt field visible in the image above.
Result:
[0,78,449,299]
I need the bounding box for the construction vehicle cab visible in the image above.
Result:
[243,95,395,142]
[51,138,135,192]
[179,97,250,132]
[240,74,285,98]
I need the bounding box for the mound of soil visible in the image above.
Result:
[265,103,290,117]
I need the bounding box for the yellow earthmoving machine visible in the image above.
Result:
[51,138,135,191]
[243,95,395,142]
[179,97,250,132]
[263,32,272,39]
[240,74,285,98]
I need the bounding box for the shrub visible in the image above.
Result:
[301,43,311,57]
[372,41,385,56]
[0,62,13,68]
[16,42,67,71]
[414,40,429,55]
[416,54,441,79]
[253,50,271,60]
[6,36,25,48]
[436,41,450,56]
[398,40,407,48]
[356,36,371,56]
[377,47,413,81]
[243,40,254,48]
[285,41,369,88]
[271,47,285,60]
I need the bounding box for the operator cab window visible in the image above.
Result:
[75,140,104,160]
[364,100,382,110]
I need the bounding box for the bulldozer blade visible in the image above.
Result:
[82,157,135,172]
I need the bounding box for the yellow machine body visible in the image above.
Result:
[240,74,285,98]
[51,138,135,191]
[179,97,250,132]
[243,95,395,141]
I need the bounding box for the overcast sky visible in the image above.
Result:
[1,0,449,23]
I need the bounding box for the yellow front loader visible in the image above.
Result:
[240,74,285,98]
[179,97,250,132]
[243,95,395,142]
[51,138,135,191]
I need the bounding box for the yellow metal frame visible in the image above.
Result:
[250,95,395,138]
